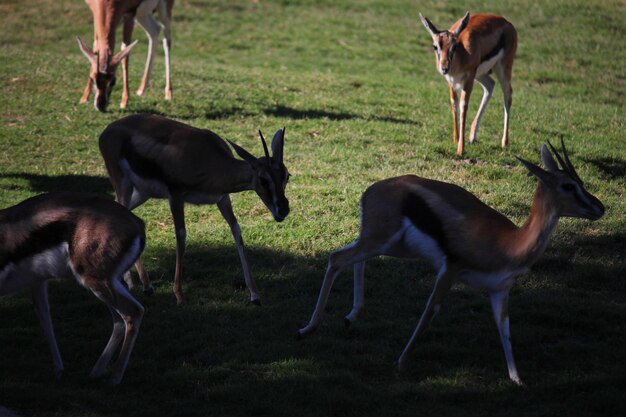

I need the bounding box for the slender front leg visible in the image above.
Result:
[344,261,365,326]
[169,196,186,304]
[158,0,173,100]
[490,289,523,385]
[217,195,260,304]
[457,81,473,156]
[396,263,458,371]
[80,77,93,104]
[120,15,134,109]
[32,282,63,379]
[469,75,495,144]
[448,85,459,144]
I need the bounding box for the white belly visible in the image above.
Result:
[458,266,527,292]
[382,218,446,271]
[0,243,71,296]
[476,49,504,77]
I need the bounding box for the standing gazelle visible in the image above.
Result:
[419,12,518,156]
[0,192,146,384]
[99,114,290,305]
[298,139,604,385]
[78,0,174,111]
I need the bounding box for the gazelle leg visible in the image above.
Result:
[118,185,153,294]
[87,278,144,385]
[448,85,459,144]
[217,196,260,304]
[490,289,523,385]
[396,263,458,371]
[158,0,173,100]
[79,32,97,104]
[469,74,495,144]
[31,282,63,379]
[169,196,186,304]
[120,15,134,109]
[494,63,513,148]
[299,240,380,337]
[135,14,160,96]
[344,261,365,326]
[457,81,474,156]
[90,305,126,380]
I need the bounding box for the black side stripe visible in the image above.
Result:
[402,192,458,263]
[481,33,506,64]
[0,222,74,270]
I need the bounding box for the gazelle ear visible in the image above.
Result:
[540,144,559,172]
[419,13,439,37]
[516,156,553,184]
[226,139,257,164]
[271,128,285,164]
[76,36,97,65]
[112,40,138,65]
[454,11,471,37]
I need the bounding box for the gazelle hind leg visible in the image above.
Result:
[90,305,126,379]
[344,261,365,326]
[135,14,161,96]
[299,240,380,337]
[469,74,495,144]
[396,263,458,371]
[158,0,173,100]
[494,62,513,147]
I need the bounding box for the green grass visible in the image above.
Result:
[1,0,625,416]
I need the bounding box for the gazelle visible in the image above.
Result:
[0,192,146,384]
[77,0,174,111]
[419,12,518,156]
[99,114,290,305]
[298,139,604,385]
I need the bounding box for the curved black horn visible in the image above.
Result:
[559,135,583,184]
[258,130,271,162]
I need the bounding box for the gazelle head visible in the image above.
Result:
[227,129,291,222]
[517,138,605,220]
[420,12,470,75]
[76,37,136,112]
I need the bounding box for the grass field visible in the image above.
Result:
[1,0,625,416]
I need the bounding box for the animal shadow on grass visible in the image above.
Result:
[264,104,421,126]
[130,106,257,121]
[583,157,626,180]
[0,172,112,195]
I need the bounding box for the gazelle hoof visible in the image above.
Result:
[249,299,262,306]
[344,317,352,329]
[143,287,154,296]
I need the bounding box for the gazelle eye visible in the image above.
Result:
[432,45,438,51]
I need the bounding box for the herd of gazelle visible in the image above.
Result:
[0,8,607,387]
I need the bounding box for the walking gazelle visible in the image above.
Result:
[419,12,518,156]
[99,114,290,305]
[0,193,146,384]
[298,139,604,385]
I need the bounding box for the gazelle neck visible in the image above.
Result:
[221,159,256,194]
[512,182,560,266]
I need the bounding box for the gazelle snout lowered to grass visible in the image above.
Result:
[419,12,518,156]
[0,193,146,384]
[298,139,604,385]
[99,114,290,305]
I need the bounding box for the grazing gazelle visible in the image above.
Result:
[298,139,604,385]
[78,0,174,111]
[419,12,518,156]
[99,114,290,305]
[0,192,146,384]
